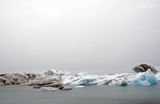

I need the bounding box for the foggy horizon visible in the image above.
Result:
[0,0,160,73]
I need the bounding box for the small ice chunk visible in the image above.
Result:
[74,85,84,88]
[41,87,57,91]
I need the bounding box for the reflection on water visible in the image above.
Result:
[0,85,160,104]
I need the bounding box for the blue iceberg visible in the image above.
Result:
[43,69,160,87]
[128,69,157,86]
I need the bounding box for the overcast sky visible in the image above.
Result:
[0,0,160,73]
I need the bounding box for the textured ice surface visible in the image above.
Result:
[20,69,158,87]
[1,69,159,87]
[57,69,160,87]
[128,69,158,86]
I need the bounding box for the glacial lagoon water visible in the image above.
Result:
[0,85,160,104]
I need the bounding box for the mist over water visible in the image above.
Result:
[0,0,160,73]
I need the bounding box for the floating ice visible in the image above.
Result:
[59,69,159,87]
[0,68,159,87]
[128,69,157,86]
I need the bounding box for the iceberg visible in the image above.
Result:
[0,66,159,89]
[133,64,158,74]
[60,69,159,87]
[128,69,157,86]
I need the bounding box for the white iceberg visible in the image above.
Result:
[0,68,159,88]
[59,69,159,87]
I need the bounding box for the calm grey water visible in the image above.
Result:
[0,85,160,104]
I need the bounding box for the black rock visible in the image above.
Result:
[133,64,158,74]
